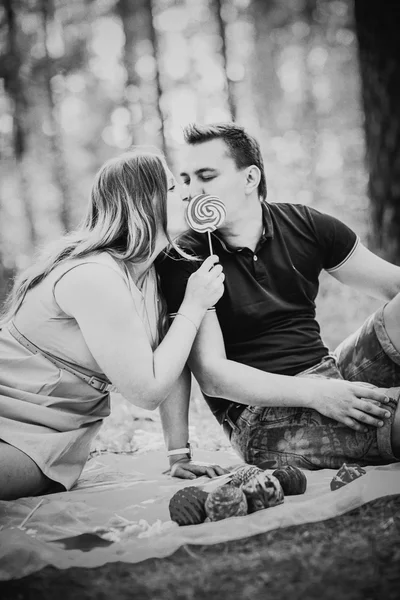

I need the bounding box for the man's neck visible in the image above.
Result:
[219,201,264,252]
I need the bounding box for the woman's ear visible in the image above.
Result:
[244,165,261,195]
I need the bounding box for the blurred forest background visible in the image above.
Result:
[1,0,400,451]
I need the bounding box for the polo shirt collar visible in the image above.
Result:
[211,201,274,253]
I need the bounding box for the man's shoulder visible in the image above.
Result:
[267,202,317,231]
[268,201,312,218]
[268,202,341,230]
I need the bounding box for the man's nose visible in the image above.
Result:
[187,182,205,200]
[179,185,189,202]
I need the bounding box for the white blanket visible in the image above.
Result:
[1,449,399,581]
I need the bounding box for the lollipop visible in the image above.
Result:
[186,193,226,255]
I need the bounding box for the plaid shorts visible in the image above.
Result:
[230,305,400,470]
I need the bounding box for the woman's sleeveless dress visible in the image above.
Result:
[0,253,160,490]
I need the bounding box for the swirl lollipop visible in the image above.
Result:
[186,193,226,255]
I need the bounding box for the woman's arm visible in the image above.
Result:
[159,368,226,478]
[54,258,223,410]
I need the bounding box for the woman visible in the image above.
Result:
[0,150,225,500]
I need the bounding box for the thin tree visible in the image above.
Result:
[146,0,169,162]
[212,0,237,121]
[116,0,148,147]
[302,0,318,204]
[249,0,285,135]
[40,0,73,232]
[354,0,400,264]
[3,0,37,249]
[0,188,16,308]
[117,0,169,162]
[0,254,15,310]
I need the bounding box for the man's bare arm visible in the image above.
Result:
[188,311,391,432]
[329,243,400,300]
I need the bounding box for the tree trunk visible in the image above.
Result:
[3,0,37,249]
[117,0,169,161]
[40,0,73,232]
[146,0,169,162]
[116,0,149,147]
[354,0,400,264]
[0,254,15,311]
[302,0,318,205]
[213,0,237,121]
[249,0,285,136]
[0,188,15,310]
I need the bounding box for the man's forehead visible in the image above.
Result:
[179,139,232,172]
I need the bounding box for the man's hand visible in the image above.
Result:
[169,458,228,479]
[309,378,392,431]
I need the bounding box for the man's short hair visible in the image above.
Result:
[183,122,267,201]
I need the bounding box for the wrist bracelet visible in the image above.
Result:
[167,442,192,459]
[175,312,199,333]
[167,448,190,456]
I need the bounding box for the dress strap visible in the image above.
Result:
[7,321,114,394]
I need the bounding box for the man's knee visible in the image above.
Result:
[391,394,400,458]
[384,293,400,326]
[383,295,400,353]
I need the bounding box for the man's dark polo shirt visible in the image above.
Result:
[157,202,358,422]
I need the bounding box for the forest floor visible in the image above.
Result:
[2,272,400,599]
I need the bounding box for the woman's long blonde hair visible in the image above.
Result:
[1,150,173,328]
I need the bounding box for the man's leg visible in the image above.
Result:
[228,355,399,470]
[383,291,400,452]
[381,296,400,453]
[383,293,400,353]
[334,305,400,459]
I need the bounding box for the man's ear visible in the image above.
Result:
[244,165,261,195]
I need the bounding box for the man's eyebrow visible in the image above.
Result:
[179,168,218,177]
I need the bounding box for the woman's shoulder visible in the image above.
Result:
[58,252,125,274]
[52,252,130,289]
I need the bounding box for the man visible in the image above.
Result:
[157,122,400,473]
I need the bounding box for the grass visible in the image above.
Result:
[1,495,399,600]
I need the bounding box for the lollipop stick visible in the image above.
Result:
[207,231,213,256]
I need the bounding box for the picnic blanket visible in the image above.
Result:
[1,449,400,581]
